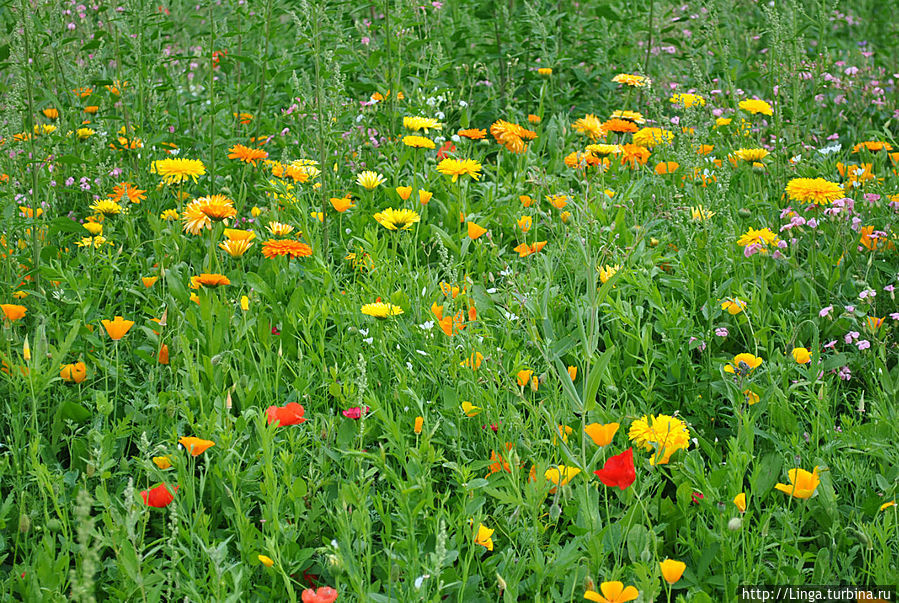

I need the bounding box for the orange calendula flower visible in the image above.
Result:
[262,239,313,259]
[101,316,134,340]
[584,422,619,447]
[228,144,268,165]
[571,114,606,141]
[191,273,230,288]
[108,181,147,204]
[179,436,215,456]
[774,466,820,499]
[458,128,487,140]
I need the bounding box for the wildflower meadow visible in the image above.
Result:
[1,0,898,601]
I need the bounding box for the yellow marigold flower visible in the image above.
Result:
[571,114,606,141]
[733,148,770,162]
[610,110,645,124]
[852,141,893,153]
[690,205,715,221]
[356,170,385,190]
[267,221,295,237]
[76,127,95,140]
[783,177,843,204]
[219,238,253,257]
[227,144,268,165]
[715,117,733,127]
[436,158,482,182]
[190,273,230,288]
[374,208,420,231]
[736,227,779,249]
[151,158,206,185]
[633,127,673,148]
[152,456,172,469]
[402,135,435,149]
[182,195,235,234]
[612,73,650,87]
[360,302,403,318]
[774,466,820,499]
[160,209,180,221]
[537,67,552,76]
[604,117,638,134]
[402,116,442,132]
[90,200,122,216]
[628,414,691,465]
[669,93,706,108]
[724,353,763,375]
[586,144,622,156]
[490,119,537,153]
[739,99,773,115]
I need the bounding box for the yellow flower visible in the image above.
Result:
[160,209,180,221]
[584,581,639,603]
[734,492,747,513]
[396,186,412,201]
[330,196,355,212]
[374,208,420,231]
[83,222,103,236]
[101,316,134,340]
[571,114,606,141]
[724,353,763,375]
[736,227,779,250]
[179,436,215,456]
[402,116,442,132]
[402,135,435,149]
[414,416,424,434]
[628,414,691,465]
[743,389,760,405]
[227,144,268,166]
[784,177,843,204]
[669,93,705,108]
[467,222,487,240]
[544,464,581,487]
[690,205,716,221]
[360,302,404,318]
[76,127,95,140]
[436,158,482,182]
[537,67,552,76]
[266,221,295,237]
[356,170,385,190]
[720,298,746,314]
[612,73,650,87]
[547,194,568,209]
[733,148,770,162]
[599,265,620,284]
[152,456,172,470]
[142,276,159,288]
[659,559,686,584]
[556,424,573,444]
[474,523,494,551]
[584,422,619,447]
[774,466,820,499]
[610,110,645,124]
[258,555,275,567]
[567,366,577,381]
[90,200,122,216]
[517,216,532,232]
[151,158,206,185]
[633,127,673,148]
[418,189,433,205]
[461,401,481,417]
[240,296,250,311]
[792,347,811,364]
[880,500,896,512]
[219,238,253,257]
[739,99,773,115]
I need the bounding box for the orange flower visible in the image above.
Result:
[467,222,487,239]
[516,369,533,387]
[227,144,268,165]
[418,189,433,205]
[584,422,619,447]
[158,343,170,365]
[1,304,27,322]
[330,196,355,212]
[101,316,134,340]
[519,195,534,208]
[142,276,159,288]
[191,273,231,288]
[60,361,87,384]
[108,181,147,204]
[513,241,546,257]
[654,161,679,175]
[262,239,313,259]
[486,443,514,477]
[458,128,487,140]
[179,436,215,456]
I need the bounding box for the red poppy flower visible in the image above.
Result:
[436,141,456,160]
[141,483,178,507]
[301,586,338,603]
[266,402,307,426]
[593,447,636,490]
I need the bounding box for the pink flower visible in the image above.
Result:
[342,406,370,419]
[856,340,870,351]
[715,327,728,337]
[819,305,833,318]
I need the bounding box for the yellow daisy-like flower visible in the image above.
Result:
[610,110,645,124]
[219,238,253,257]
[374,208,420,231]
[724,353,763,375]
[76,127,95,140]
[628,414,691,465]
[181,195,236,234]
[356,170,386,190]
[612,73,650,87]
[599,264,621,284]
[402,135,436,149]
[89,199,122,216]
[75,236,110,248]
[571,114,606,141]
[361,302,404,318]
[436,158,482,182]
[632,127,673,148]
[733,148,770,162]
[739,99,773,115]
[784,177,843,204]
[160,209,180,221]
[267,221,295,237]
[736,227,779,249]
[669,93,706,108]
[402,116,442,132]
[586,144,622,157]
[151,158,206,185]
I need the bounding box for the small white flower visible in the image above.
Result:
[451,134,460,143]
[406,361,413,371]
[435,110,445,120]
[416,349,429,356]
[459,100,468,107]
[419,321,434,330]
[414,574,430,589]
[359,328,369,336]
[363,337,373,345]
